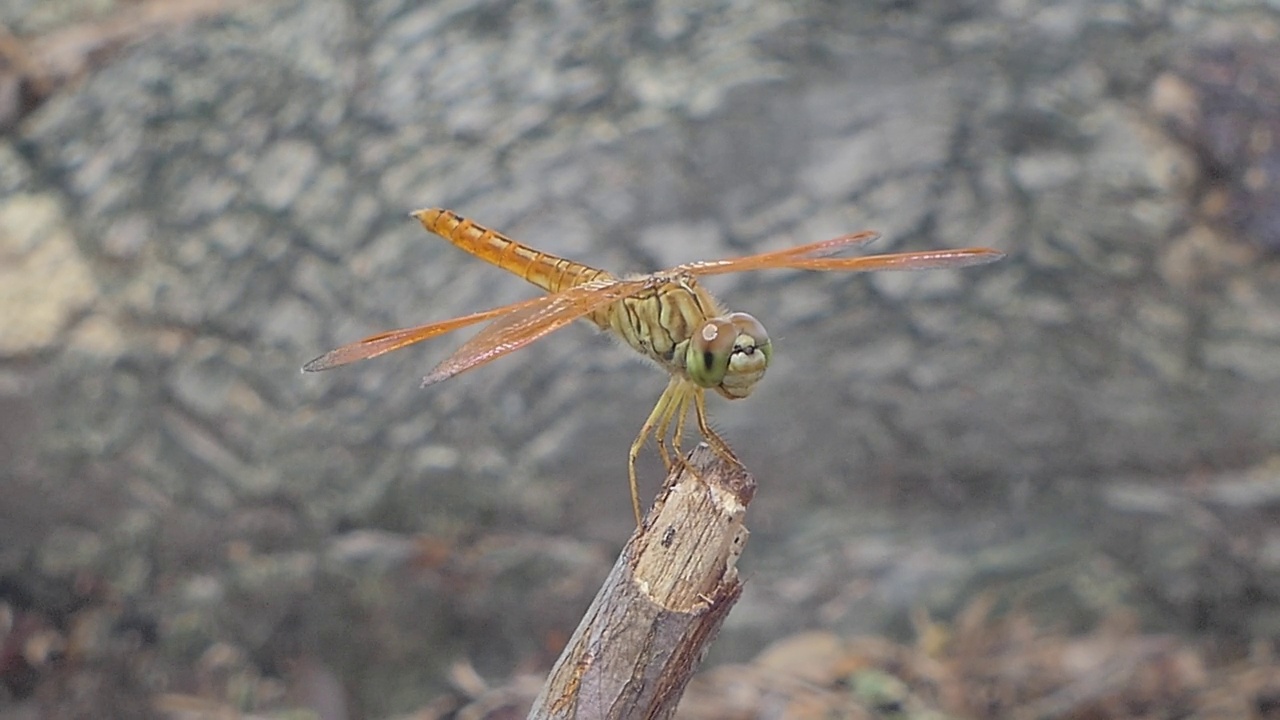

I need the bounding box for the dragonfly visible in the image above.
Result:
[304,209,1004,524]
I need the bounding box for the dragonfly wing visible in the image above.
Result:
[682,231,1003,276]
[301,295,550,372]
[785,246,1005,272]
[679,231,881,276]
[421,277,653,387]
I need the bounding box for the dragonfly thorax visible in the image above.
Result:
[685,312,772,400]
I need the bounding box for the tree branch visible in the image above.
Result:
[528,444,756,719]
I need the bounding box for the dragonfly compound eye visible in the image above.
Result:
[712,312,771,399]
[687,318,736,387]
[728,312,771,362]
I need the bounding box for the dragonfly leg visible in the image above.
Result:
[693,387,740,467]
[655,386,700,485]
[654,383,691,470]
[629,377,682,525]
[670,387,694,462]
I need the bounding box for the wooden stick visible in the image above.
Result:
[527,444,756,720]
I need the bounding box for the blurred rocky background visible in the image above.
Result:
[2,0,1280,718]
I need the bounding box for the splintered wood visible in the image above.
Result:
[528,445,755,720]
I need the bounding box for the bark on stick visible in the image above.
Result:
[528,444,756,719]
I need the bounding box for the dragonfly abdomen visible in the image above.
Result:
[415,208,611,293]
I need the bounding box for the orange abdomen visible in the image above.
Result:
[414,209,612,294]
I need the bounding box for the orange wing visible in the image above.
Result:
[419,277,651,387]
[302,277,655,384]
[680,230,1003,276]
[301,295,551,372]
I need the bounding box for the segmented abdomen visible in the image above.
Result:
[416,208,611,293]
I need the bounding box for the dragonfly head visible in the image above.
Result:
[686,312,772,399]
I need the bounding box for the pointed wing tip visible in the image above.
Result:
[421,364,464,388]
[302,354,336,373]
[971,248,1006,264]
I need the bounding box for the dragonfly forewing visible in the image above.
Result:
[421,277,656,387]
